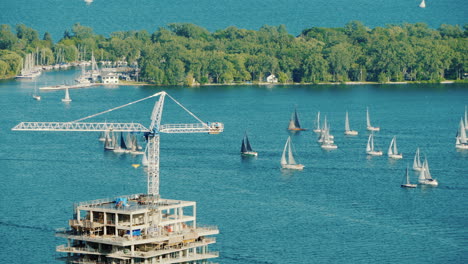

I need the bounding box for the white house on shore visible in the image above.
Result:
[100,72,119,84]
[266,74,278,83]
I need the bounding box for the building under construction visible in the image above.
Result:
[56,194,218,263]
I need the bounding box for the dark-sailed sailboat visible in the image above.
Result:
[288,108,306,131]
[241,132,258,156]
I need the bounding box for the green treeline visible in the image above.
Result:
[0,22,467,83]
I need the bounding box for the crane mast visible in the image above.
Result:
[12,91,223,198]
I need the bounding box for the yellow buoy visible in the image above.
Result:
[132,164,140,169]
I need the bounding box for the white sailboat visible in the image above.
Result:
[387,136,403,159]
[32,82,41,101]
[418,158,438,186]
[401,166,417,188]
[366,107,380,131]
[104,132,115,151]
[366,133,382,156]
[313,111,321,133]
[281,136,304,170]
[455,118,468,149]
[141,144,149,166]
[241,132,258,156]
[61,88,72,102]
[98,130,108,141]
[344,111,358,135]
[130,134,144,154]
[412,148,423,171]
[419,0,426,8]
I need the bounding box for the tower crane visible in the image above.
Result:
[12,91,224,198]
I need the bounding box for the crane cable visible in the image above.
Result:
[71,92,163,123]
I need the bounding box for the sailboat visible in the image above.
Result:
[387,136,403,159]
[281,136,304,170]
[32,82,41,101]
[344,111,358,135]
[104,132,115,151]
[455,118,468,149]
[313,111,321,133]
[366,107,380,131]
[130,134,144,154]
[419,0,426,8]
[418,158,438,186]
[241,132,258,156]
[98,130,109,142]
[288,108,306,131]
[113,133,128,153]
[401,166,417,188]
[413,148,423,171]
[366,133,382,156]
[61,88,72,102]
[320,126,338,150]
[317,116,334,142]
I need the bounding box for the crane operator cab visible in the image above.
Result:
[208,122,224,134]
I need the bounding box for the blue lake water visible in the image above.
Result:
[0,69,467,263]
[2,0,467,39]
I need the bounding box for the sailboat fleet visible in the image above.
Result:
[101,131,144,155]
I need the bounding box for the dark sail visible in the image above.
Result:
[120,133,127,149]
[294,109,301,128]
[241,139,247,153]
[245,134,253,152]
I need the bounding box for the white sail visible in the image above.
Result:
[465,106,468,130]
[62,88,72,102]
[315,111,321,132]
[419,0,426,8]
[366,134,373,152]
[345,112,349,130]
[142,144,148,166]
[387,137,395,155]
[459,119,467,144]
[287,138,297,165]
[281,137,289,165]
[424,159,432,180]
[413,148,422,170]
[366,107,371,128]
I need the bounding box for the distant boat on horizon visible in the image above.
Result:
[419,0,426,8]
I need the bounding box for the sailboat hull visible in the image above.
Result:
[455,144,468,150]
[345,130,358,136]
[419,179,438,186]
[367,126,380,131]
[289,128,307,131]
[241,151,258,156]
[389,154,403,159]
[62,99,72,102]
[367,150,383,156]
[401,184,417,188]
[321,144,338,150]
[281,164,304,170]
[33,95,41,101]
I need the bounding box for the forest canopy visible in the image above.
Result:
[0,21,467,84]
